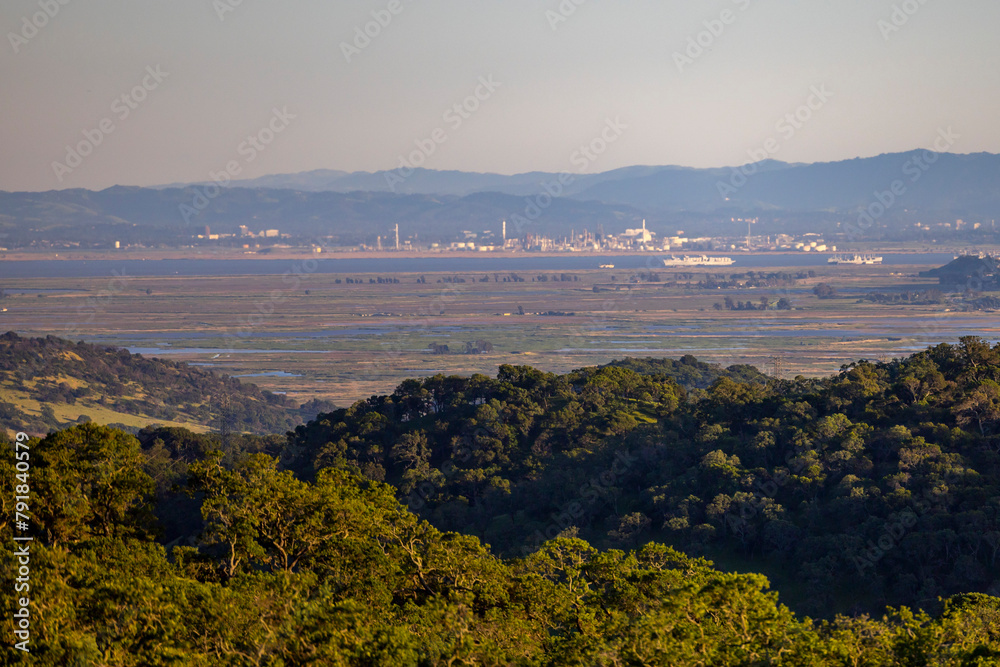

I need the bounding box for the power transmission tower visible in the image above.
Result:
[770,355,785,380]
[218,394,233,445]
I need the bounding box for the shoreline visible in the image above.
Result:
[0,246,969,262]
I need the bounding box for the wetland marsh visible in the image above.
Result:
[1,257,993,406]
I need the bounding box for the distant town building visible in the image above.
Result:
[620,219,655,245]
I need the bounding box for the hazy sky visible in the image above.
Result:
[2,0,998,191]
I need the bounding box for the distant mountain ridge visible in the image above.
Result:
[3,151,999,244]
[151,151,1000,216]
[155,162,788,200]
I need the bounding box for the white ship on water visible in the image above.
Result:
[827,253,883,265]
[662,255,735,268]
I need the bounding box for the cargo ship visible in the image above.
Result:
[662,255,735,267]
[827,254,883,265]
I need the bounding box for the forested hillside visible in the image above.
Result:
[0,332,335,436]
[603,354,771,389]
[5,340,1000,662]
[3,422,1000,665]
[288,338,1000,617]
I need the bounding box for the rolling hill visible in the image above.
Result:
[0,332,335,436]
